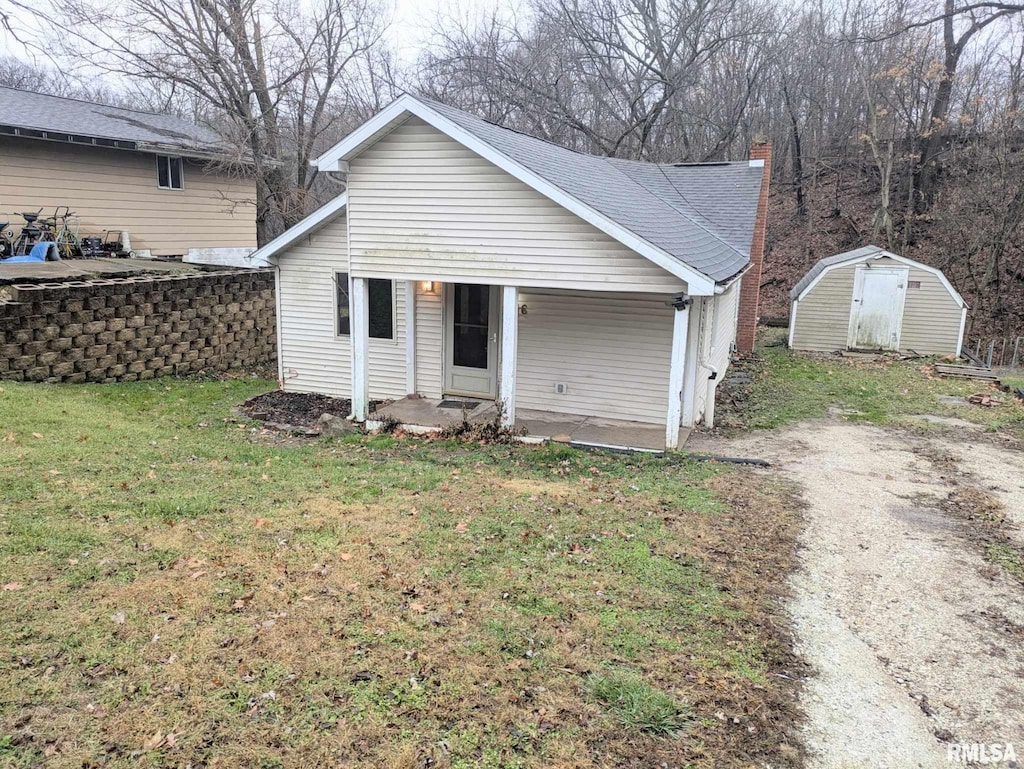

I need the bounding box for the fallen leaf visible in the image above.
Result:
[340,552,353,561]
[2,582,23,591]
[146,469,156,479]
[32,432,43,439]
[189,570,207,580]
[142,732,165,751]
[253,518,271,529]
[455,521,468,533]
[2,432,14,442]
[409,602,426,613]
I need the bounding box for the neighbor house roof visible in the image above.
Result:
[790,245,967,307]
[310,94,765,293]
[0,86,230,159]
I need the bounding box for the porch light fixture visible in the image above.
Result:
[420,281,435,293]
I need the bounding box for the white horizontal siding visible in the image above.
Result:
[276,212,408,401]
[516,290,673,423]
[415,285,444,398]
[710,281,739,376]
[347,118,687,293]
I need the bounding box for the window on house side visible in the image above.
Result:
[336,273,351,336]
[368,279,394,340]
[157,155,184,190]
[335,276,393,340]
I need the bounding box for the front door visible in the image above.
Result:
[848,266,908,351]
[444,283,499,398]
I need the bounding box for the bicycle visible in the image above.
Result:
[50,206,82,258]
[0,219,14,258]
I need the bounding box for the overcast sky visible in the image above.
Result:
[2,0,507,73]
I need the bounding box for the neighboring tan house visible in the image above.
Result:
[250,94,771,451]
[789,247,967,356]
[0,86,256,256]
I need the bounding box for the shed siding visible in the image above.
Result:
[515,290,673,423]
[791,256,963,355]
[887,260,963,355]
[275,212,409,401]
[0,137,256,256]
[791,268,856,351]
[346,118,687,293]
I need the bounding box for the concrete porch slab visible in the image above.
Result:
[370,398,689,453]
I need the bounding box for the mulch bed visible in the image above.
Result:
[239,390,354,431]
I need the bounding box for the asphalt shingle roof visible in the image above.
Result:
[0,86,225,154]
[419,97,764,283]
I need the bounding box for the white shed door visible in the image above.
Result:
[848,266,908,351]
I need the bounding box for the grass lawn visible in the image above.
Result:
[716,329,1024,437]
[0,379,801,768]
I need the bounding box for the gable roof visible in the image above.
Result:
[248,194,348,268]
[0,86,230,158]
[314,94,764,293]
[790,246,967,307]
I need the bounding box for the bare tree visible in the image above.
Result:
[49,0,389,242]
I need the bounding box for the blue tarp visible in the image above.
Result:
[1,242,60,263]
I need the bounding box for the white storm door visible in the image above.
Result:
[848,266,908,351]
[444,283,498,398]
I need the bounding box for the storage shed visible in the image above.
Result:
[788,247,967,356]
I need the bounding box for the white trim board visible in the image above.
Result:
[313,94,717,296]
[794,249,967,309]
[246,193,348,267]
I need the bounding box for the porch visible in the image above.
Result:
[369,397,690,453]
[347,279,702,452]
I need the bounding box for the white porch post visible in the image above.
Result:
[681,296,703,429]
[666,297,691,449]
[500,285,519,426]
[350,276,369,421]
[405,280,416,395]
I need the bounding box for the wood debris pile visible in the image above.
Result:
[966,392,1004,407]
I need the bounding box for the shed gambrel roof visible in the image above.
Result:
[312,94,764,292]
[790,246,967,307]
[0,86,230,158]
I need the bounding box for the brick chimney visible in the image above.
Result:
[736,141,772,354]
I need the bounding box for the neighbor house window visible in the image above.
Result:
[335,274,394,340]
[157,155,184,189]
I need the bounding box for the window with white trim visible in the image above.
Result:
[156,155,184,190]
[335,273,394,340]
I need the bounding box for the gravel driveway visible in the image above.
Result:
[689,421,1024,768]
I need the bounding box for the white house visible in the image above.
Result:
[250,95,770,451]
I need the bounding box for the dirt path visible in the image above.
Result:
[689,422,1024,768]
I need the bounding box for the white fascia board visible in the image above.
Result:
[314,95,717,295]
[246,193,348,267]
